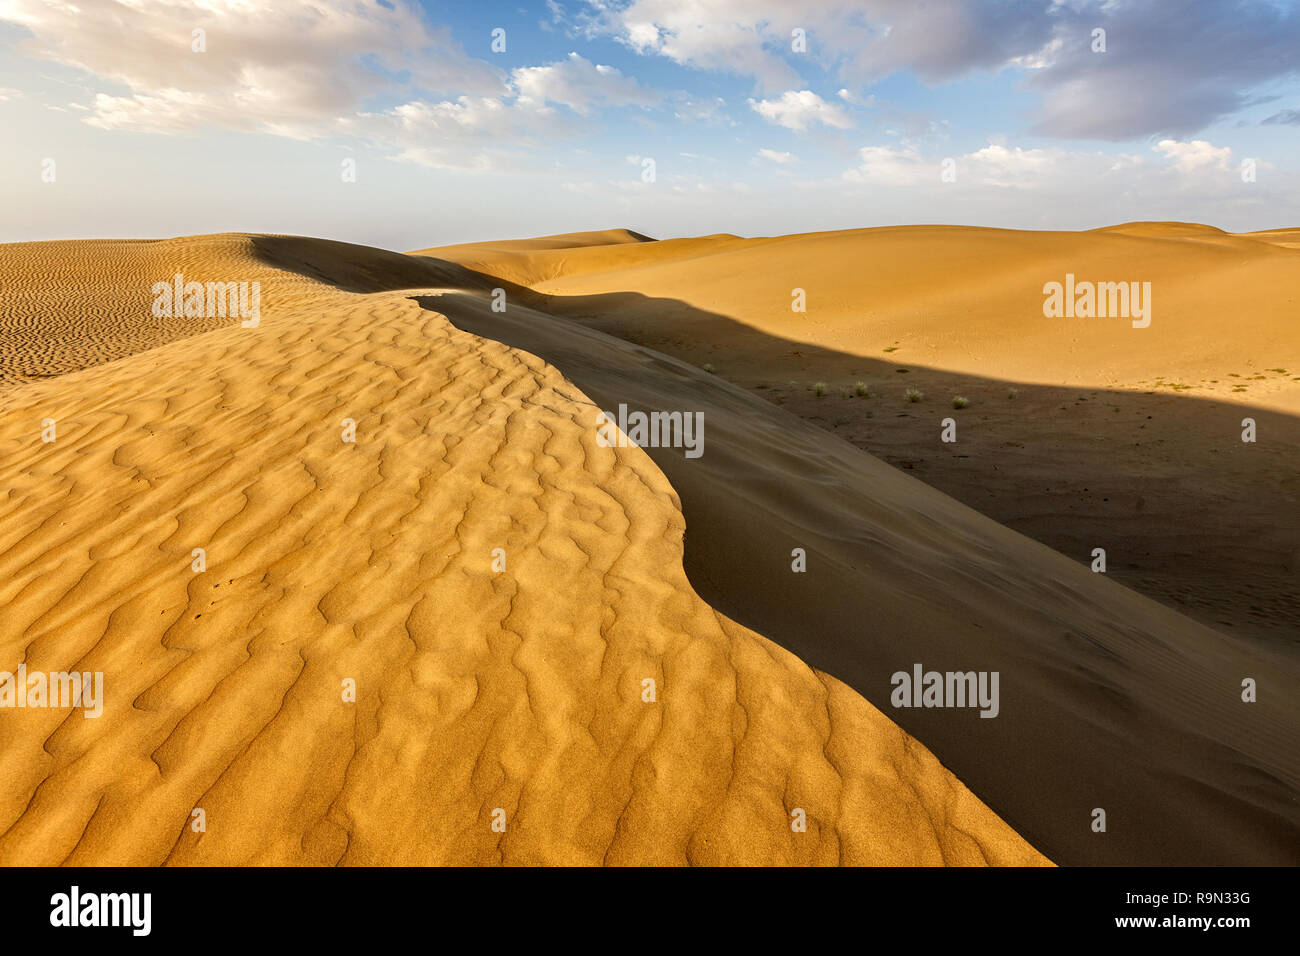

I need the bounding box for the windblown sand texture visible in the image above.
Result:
[423,225,1300,866]
[0,234,1048,866]
[2,224,1296,866]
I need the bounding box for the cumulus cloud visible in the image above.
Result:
[0,0,507,136]
[0,2,672,171]
[512,52,660,113]
[841,144,928,186]
[1152,139,1233,173]
[757,148,797,164]
[596,0,804,90]
[749,90,852,130]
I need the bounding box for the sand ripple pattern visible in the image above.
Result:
[0,238,1046,865]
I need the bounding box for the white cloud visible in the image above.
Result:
[0,0,507,136]
[595,0,803,90]
[757,148,797,165]
[512,52,660,114]
[842,144,928,186]
[0,3,669,172]
[350,94,570,172]
[749,90,852,130]
[1153,139,1233,173]
[839,137,1256,195]
[840,141,1090,188]
[964,144,1059,186]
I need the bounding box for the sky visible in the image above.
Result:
[0,0,1297,250]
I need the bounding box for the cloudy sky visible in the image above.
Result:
[1,0,1297,248]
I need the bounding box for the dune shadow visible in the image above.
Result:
[422,268,1300,648]
[414,265,1300,867]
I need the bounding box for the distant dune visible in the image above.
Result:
[0,233,1047,865]
[415,222,1300,410]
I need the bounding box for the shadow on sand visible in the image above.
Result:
[413,266,1300,867]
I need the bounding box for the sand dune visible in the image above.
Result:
[416,223,1299,864]
[3,222,1295,867]
[415,222,1300,410]
[0,235,1046,865]
[432,282,1300,866]
[0,236,337,386]
[420,224,1300,644]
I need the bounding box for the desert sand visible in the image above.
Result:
[421,224,1300,643]
[422,224,1300,865]
[1,223,1295,867]
[0,234,1047,865]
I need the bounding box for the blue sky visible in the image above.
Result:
[1,0,1297,249]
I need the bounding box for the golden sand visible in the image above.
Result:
[0,233,1048,865]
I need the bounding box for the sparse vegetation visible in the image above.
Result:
[952,396,970,409]
[702,363,714,373]
[814,382,827,397]
[854,381,871,397]
[905,387,924,403]
[1007,388,1019,399]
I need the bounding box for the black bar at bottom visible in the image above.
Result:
[0,865,1285,942]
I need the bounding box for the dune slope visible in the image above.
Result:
[0,235,1045,866]
[435,284,1300,866]
[419,224,1300,644]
